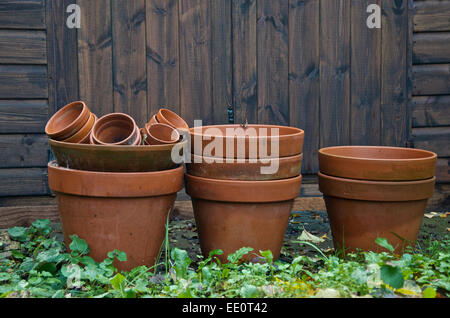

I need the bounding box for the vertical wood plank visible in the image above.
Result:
[77,0,113,116]
[146,0,180,118]
[257,0,289,125]
[179,0,213,126]
[350,0,381,145]
[232,0,257,125]
[211,0,232,125]
[289,0,320,173]
[381,0,408,147]
[319,0,351,148]
[46,0,79,114]
[111,0,147,127]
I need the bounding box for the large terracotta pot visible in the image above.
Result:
[48,162,184,271]
[45,101,91,141]
[319,146,437,181]
[318,172,436,254]
[190,125,304,159]
[185,174,303,263]
[186,153,302,181]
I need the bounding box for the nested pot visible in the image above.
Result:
[48,161,184,271]
[91,113,141,146]
[318,172,436,254]
[62,113,97,144]
[185,174,303,263]
[142,123,180,145]
[156,108,189,132]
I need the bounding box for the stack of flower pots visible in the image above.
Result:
[318,146,437,255]
[185,125,305,263]
[46,102,187,271]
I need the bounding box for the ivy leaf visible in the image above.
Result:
[380,264,404,289]
[8,227,27,242]
[32,219,51,235]
[375,238,395,253]
[69,235,89,255]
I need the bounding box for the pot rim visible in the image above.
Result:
[145,122,180,144]
[190,152,303,163]
[190,124,304,140]
[62,113,97,143]
[45,101,90,139]
[157,108,189,130]
[319,146,437,162]
[50,138,187,151]
[48,161,184,197]
[92,113,139,145]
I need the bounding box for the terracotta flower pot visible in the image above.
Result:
[48,161,184,271]
[186,153,303,181]
[49,138,185,172]
[185,174,303,263]
[319,146,437,181]
[190,125,304,159]
[156,108,189,131]
[62,113,97,144]
[45,101,91,141]
[148,114,159,126]
[91,113,140,146]
[144,123,180,145]
[318,172,436,254]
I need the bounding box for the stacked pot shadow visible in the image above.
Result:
[46,103,188,271]
[185,125,305,263]
[318,146,438,255]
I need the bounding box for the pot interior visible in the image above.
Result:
[159,109,187,128]
[49,103,84,132]
[95,119,135,144]
[321,146,435,160]
[148,124,178,142]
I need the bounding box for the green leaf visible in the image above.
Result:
[380,264,404,289]
[260,250,273,265]
[8,227,27,241]
[0,273,11,282]
[375,238,395,253]
[423,287,437,298]
[227,247,254,264]
[69,235,89,255]
[110,273,126,291]
[32,219,51,234]
[171,248,192,279]
[240,284,260,298]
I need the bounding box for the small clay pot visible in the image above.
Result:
[190,125,304,159]
[91,113,140,146]
[319,146,437,181]
[318,172,436,254]
[62,113,97,144]
[144,123,180,145]
[48,161,184,271]
[185,174,303,263]
[186,153,303,181]
[148,114,159,125]
[156,108,189,131]
[45,101,91,140]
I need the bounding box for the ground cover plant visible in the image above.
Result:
[0,218,448,298]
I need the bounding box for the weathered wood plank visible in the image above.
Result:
[0,134,48,168]
[412,95,450,127]
[0,65,47,99]
[0,196,55,208]
[289,0,320,173]
[0,30,46,64]
[0,0,45,29]
[319,0,351,147]
[381,0,408,147]
[146,0,180,118]
[410,126,450,157]
[211,0,232,125]
[232,0,257,125]
[111,0,147,127]
[257,0,289,125]
[413,64,450,96]
[436,158,450,183]
[350,0,381,145]
[46,0,79,113]
[414,1,450,32]
[0,168,48,196]
[0,100,48,133]
[77,0,113,116]
[0,205,59,229]
[413,32,450,64]
[179,0,213,126]
[427,183,450,212]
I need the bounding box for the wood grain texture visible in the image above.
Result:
[350,0,381,145]
[413,64,450,96]
[232,0,257,125]
[0,168,49,196]
[0,100,48,133]
[0,65,47,99]
[179,0,213,126]
[413,32,450,64]
[412,95,450,127]
[289,0,320,173]
[146,0,180,118]
[77,0,113,117]
[410,126,450,157]
[111,0,147,127]
[0,30,46,64]
[0,205,59,229]
[0,0,45,29]
[211,0,232,124]
[319,0,351,147]
[381,0,408,147]
[414,1,450,32]
[257,0,289,125]
[0,196,55,208]
[436,158,450,183]
[0,134,48,168]
[46,0,79,113]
